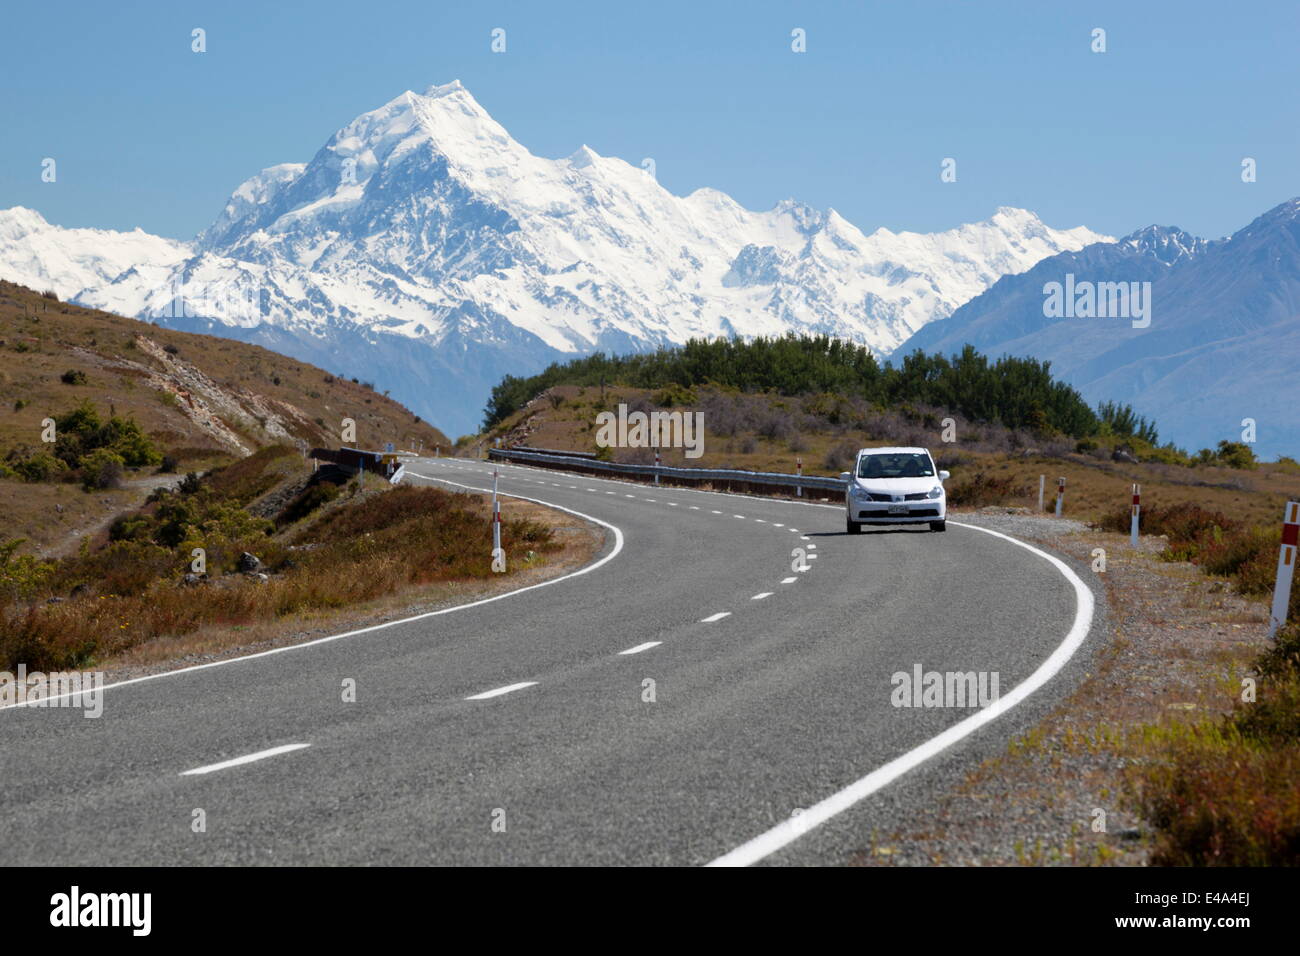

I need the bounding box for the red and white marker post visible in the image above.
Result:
[654,449,661,486]
[491,469,502,556]
[1130,483,1141,548]
[1054,477,1066,517]
[1267,501,1299,639]
[796,458,803,498]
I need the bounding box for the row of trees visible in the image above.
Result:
[483,335,1159,443]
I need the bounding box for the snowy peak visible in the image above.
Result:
[1121,224,1212,265]
[1,81,1107,436]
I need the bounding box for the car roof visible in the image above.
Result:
[856,447,932,456]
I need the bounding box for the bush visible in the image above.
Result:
[80,448,125,490]
[60,369,87,385]
[11,452,67,483]
[946,471,1031,508]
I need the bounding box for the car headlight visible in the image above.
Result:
[850,485,871,499]
[927,485,944,499]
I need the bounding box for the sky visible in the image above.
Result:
[2,0,1297,242]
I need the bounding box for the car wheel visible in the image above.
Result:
[930,520,946,533]
[846,518,862,535]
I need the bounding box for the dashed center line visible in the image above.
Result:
[180,743,311,777]
[781,577,798,584]
[465,681,538,701]
[618,642,662,655]
[751,592,773,600]
[700,612,732,623]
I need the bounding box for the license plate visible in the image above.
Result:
[887,504,908,515]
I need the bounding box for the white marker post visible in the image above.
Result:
[1130,484,1141,548]
[655,449,661,486]
[796,458,803,498]
[1267,501,1299,639]
[1054,477,1065,517]
[1038,475,1045,512]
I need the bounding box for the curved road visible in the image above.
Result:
[0,456,1103,865]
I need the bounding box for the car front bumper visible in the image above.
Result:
[849,503,945,522]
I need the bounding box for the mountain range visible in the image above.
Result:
[0,80,1104,437]
[901,199,1300,459]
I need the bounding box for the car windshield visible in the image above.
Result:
[857,452,934,479]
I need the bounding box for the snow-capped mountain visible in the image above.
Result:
[1,81,1106,436]
[0,207,190,303]
[900,200,1300,459]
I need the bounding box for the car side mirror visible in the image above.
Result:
[839,472,851,481]
[939,470,950,481]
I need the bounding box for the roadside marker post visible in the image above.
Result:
[655,449,661,486]
[491,469,502,556]
[1130,484,1141,548]
[796,458,803,498]
[1268,501,1299,639]
[1038,475,1045,512]
[1054,477,1065,517]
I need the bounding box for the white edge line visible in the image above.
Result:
[2,475,625,711]
[465,680,538,701]
[707,520,1096,866]
[180,743,310,776]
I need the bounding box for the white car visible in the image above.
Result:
[840,446,950,534]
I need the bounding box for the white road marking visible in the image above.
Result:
[806,554,818,560]
[781,577,797,584]
[668,502,678,506]
[619,642,662,655]
[733,514,746,519]
[773,523,784,527]
[754,519,766,523]
[180,743,310,776]
[711,510,722,514]
[709,521,1098,867]
[751,592,773,600]
[700,612,732,623]
[689,506,700,510]
[466,681,538,701]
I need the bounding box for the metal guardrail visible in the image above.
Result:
[487,447,847,497]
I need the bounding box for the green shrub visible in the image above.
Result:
[80,448,125,490]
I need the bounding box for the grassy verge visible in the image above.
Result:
[0,446,564,671]
[1124,611,1300,864]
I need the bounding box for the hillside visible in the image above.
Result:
[0,280,448,553]
[477,379,1300,532]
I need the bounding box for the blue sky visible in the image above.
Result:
[3,0,1296,241]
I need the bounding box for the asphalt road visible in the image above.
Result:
[0,456,1104,865]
